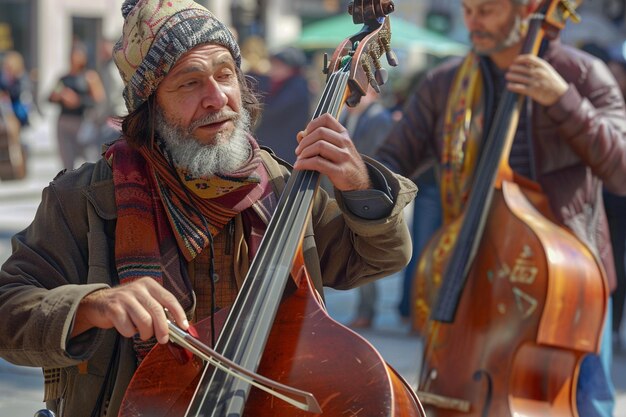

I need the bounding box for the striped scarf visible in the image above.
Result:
[105,135,271,360]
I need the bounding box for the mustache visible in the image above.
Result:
[469,30,495,40]
[188,110,240,132]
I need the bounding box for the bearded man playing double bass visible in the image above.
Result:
[376,0,626,416]
[0,0,418,416]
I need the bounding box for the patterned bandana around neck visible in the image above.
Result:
[441,52,485,225]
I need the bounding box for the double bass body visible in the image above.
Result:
[416,180,608,416]
[410,1,607,415]
[120,266,425,417]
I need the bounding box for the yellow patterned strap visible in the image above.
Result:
[440,53,485,225]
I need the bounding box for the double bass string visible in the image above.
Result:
[185,69,351,416]
[222,69,351,358]
[221,69,351,361]
[432,13,544,322]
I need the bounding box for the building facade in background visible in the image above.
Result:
[0,0,345,107]
[1,0,622,110]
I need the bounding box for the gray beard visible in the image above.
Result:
[155,106,253,178]
[472,15,523,56]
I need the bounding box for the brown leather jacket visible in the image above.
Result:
[376,40,626,291]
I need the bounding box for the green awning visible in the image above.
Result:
[295,14,467,57]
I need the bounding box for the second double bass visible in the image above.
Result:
[412,0,610,416]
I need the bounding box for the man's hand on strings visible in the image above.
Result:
[295,113,371,192]
[506,54,569,106]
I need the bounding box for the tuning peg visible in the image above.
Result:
[369,78,381,93]
[375,68,388,86]
[346,92,362,107]
[561,0,581,23]
[361,59,381,93]
[379,37,399,67]
[368,51,387,86]
[385,49,398,67]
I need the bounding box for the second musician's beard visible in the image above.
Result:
[155,106,253,179]
[471,14,524,55]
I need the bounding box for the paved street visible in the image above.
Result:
[0,118,625,416]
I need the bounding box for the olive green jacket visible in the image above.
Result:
[0,149,416,417]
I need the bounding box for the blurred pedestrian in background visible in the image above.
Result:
[240,35,271,114]
[396,167,441,323]
[240,35,271,80]
[48,41,105,170]
[336,88,394,328]
[388,69,443,324]
[605,42,626,355]
[252,46,311,164]
[90,37,126,158]
[0,50,34,128]
[0,50,31,180]
[581,41,626,356]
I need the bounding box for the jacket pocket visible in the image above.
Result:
[59,366,109,417]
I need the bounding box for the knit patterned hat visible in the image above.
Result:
[113,0,241,113]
